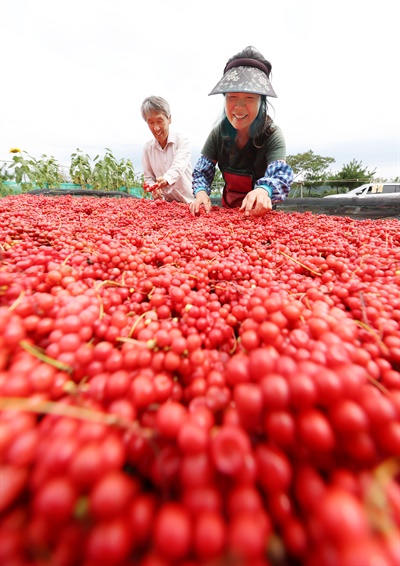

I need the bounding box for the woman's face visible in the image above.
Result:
[225,93,261,133]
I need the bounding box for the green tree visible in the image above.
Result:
[329,159,377,193]
[286,150,335,196]
[211,166,224,196]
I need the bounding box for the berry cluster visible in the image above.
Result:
[0,195,399,565]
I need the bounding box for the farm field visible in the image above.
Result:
[1,195,399,566]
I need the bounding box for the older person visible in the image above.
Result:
[141,96,194,203]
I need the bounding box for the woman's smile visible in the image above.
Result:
[225,93,261,131]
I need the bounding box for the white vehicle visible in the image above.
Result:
[324,183,400,198]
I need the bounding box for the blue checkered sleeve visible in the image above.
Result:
[255,160,294,203]
[192,155,216,196]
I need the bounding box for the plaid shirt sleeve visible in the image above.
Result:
[192,155,216,196]
[255,160,294,203]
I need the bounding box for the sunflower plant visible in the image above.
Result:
[69,149,93,188]
[0,162,14,196]
[92,149,141,192]
[7,149,63,191]
[3,147,143,196]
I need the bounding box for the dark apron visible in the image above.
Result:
[222,169,254,208]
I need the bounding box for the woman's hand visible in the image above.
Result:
[240,188,272,217]
[190,191,212,216]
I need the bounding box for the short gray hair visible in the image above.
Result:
[141,96,171,121]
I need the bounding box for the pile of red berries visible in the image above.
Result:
[0,195,399,565]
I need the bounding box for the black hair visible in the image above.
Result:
[224,46,272,77]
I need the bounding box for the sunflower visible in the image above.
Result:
[9,148,22,154]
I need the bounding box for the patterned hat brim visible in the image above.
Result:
[208,66,277,98]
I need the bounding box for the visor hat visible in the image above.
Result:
[208,57,277,98]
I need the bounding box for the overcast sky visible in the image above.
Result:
[1,0,399,180]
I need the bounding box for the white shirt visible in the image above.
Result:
[142,130,194,203]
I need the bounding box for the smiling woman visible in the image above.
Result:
[224,93,262,147]
[190,46,294,218]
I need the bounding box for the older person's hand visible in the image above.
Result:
[153,189,163,199]
[240,188,272,217]
[143,181,163,199]
[155,176,169,189]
